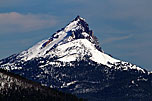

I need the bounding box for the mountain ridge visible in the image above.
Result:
[0,16,152,101]
[0,16,147,73]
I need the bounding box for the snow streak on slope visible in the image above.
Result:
[19,30,67,61]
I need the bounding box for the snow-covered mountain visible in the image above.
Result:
[0,16,146,72]
[18,16,103,62]
[0,16,152,101]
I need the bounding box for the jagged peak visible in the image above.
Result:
[50,16,95,44]
[15,16,102,61]
[53,16,89,37]
[63,15,89,33]
[74,15,85,21]
[0,16,147,76]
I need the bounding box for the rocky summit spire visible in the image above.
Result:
[74,15,81,21]
[0,16,151,101]
[8,16,102,61]
[63,16,91,39]
[74,15,89,33]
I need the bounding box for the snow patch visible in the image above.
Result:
[61,81,77,88]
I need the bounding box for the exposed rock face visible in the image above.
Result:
[0,16,152,101]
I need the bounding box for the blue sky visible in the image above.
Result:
[0,0,152,70]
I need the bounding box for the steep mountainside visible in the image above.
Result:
[0,69,83,101]
[0,16,152,101]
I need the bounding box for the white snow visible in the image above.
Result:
[1,62,22,71]
[54,39,120,66]
[131,80,135,84]
[137,78,148,81]
[3,16,145,73]
[18,31,68,61]
[61,81,77,88]
[67,81,77,86]
[16,36,146,73]
[17,17,86,61]
[148,71,152,74]
[64,17,85,32]
[81,32,89,37]
[64,20,79,32]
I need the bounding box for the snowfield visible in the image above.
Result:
[0,16,147,73]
